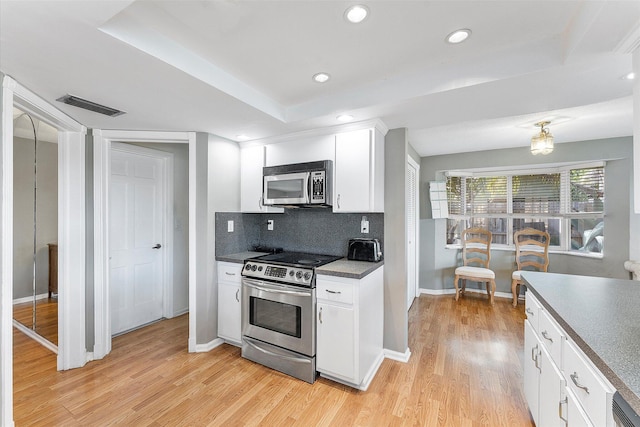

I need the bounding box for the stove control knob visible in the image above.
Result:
[257,266,263,272]
[303,272,312,281]
[289,270,295,276]
[295,271,303,279]
[251,265,257,271]
[245,264,252,270]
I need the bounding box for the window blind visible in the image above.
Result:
[512,174,561,215]
[570,167,604,214]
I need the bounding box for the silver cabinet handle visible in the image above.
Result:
[526,308,534,316]
[152,244,162,249]
[235,289,240,302]
[558,397,568,423]
[225,272,236,276]
[326,289,341,294]
[541,330,553,343]
[319,307,323,324]
[570,372,589,394]
[258,197,262,209]
[337,194,341,209]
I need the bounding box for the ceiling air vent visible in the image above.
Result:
[56,94,126,117]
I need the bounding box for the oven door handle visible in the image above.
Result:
[244,338,312,364]
[243,279,312,297]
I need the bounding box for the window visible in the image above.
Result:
[445,164,604,255]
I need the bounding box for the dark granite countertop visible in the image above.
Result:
[215,251,268,264]
[522,271,640,415]
[316,258,383,279]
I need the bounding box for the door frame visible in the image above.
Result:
[110,142,174,333]
[2,75,87,426]
[93,130,195,359]
[407,156,420,308]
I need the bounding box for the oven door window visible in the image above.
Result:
[249,296,302,338]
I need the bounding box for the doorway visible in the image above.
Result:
[109,143,173,335]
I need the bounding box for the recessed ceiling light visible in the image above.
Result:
[313,72,331,83]
[236,134,250,141]
[625,71,636,80]
[345,5,369,24]
[337,114,354,122]
[446,29,471,44]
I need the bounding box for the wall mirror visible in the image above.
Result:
[12,107,59,347]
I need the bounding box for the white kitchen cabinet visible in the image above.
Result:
[217,262,243,345]
[334,128,384,213]
[524,290,615,426]
[265,134,335,166]
[316,266,383,390]
[240,145,283,213]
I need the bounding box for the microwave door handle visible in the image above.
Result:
[305,173,311,203]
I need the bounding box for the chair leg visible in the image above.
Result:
[454,275,460,301]
[511,279,519,308]
[461,279,466,294]
[489,279,496,305]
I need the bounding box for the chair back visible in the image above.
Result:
[514,228,550,272]
[461,227,492,268]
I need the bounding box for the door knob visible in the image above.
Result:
[152,244,162,249]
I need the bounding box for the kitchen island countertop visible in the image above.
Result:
[316,258,383,279]
[522,271,640,416]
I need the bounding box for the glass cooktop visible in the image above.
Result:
[253,251,342,268]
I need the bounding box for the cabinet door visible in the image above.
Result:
[566,388,594,427]
[538,345,567,427]
[217,281,241,343]
[334,129,371,212]
[524,320,541,426]
[316,302,355,381]
[240,145,283,213]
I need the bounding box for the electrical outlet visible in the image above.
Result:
[361,216,369,233]
[267,219,274,231]
[227,220,234,233]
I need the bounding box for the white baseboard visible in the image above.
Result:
[194,338,225,352]
[12,320,58,354]
[384,347,411,363]
[419,287,518,300]
[12,292,49,305]
[172,307,189,317]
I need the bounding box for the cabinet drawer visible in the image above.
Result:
[317,279,354,305]
[563,339,614,426]
[538,310,564,368]
[217,262,243,284]
[525,291,542,333]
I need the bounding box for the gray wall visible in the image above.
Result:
[215,210,383,257]
[383,128,408,354]
[13,136,57,300]
[420,137,635,294]
[130,142,189,316]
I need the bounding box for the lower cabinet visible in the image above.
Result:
[217,262,242,345]
[524,291,615,426]
[316,266,383,390]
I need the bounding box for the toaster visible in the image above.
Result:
[347,238,383,262]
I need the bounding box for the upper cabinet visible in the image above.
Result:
[240,145,284,213]
[265,134,335,166]
[334,128,384,213]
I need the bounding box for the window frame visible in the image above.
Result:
[443,161,605,257]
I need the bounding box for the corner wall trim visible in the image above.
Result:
[384,347,411,363]
[194,338,225,353]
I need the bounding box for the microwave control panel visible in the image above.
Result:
[310,171,326,202]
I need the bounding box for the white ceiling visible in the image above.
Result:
[1,0,639,156]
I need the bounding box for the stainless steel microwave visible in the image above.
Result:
[263,160,333,207]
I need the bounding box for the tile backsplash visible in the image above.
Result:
[215,209,383,257]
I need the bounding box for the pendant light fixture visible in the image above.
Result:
[531,121,554,155]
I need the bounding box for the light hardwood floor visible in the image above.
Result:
[13,298,58,345]
[13,294,534,426]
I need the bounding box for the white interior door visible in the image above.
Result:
[110,145,164,335]
[407,158,419,310]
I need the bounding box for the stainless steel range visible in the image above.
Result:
[241,251,341,383]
